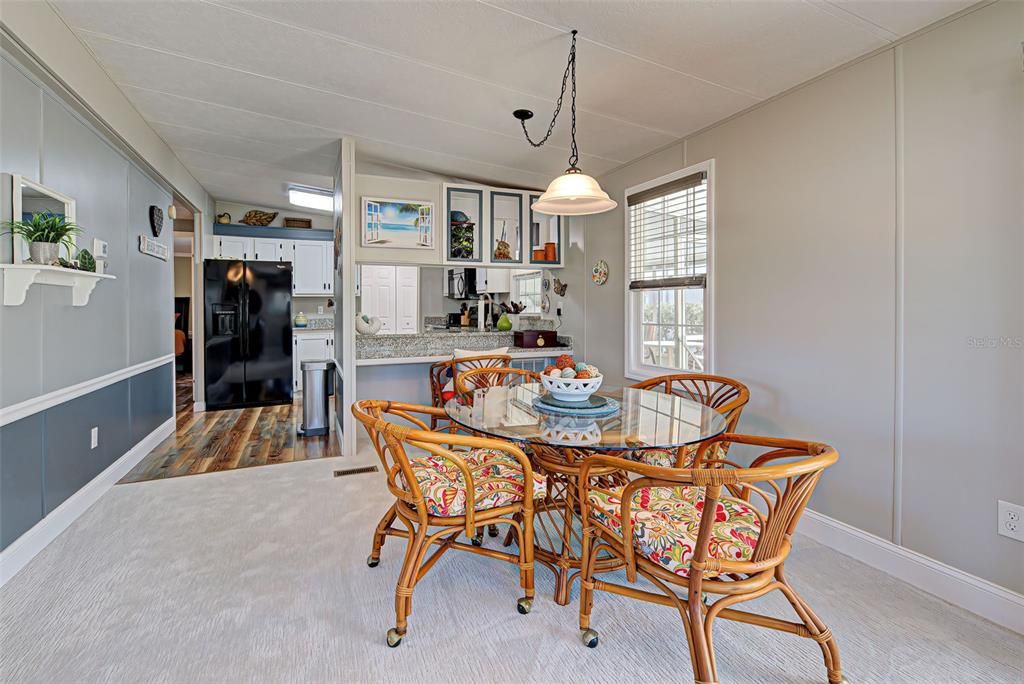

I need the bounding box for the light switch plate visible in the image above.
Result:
[92,238,109,258]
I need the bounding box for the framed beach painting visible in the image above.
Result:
[361,197,434,249]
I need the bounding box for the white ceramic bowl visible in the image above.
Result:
[540,373,604,403]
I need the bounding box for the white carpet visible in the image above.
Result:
[1,454,1021,683]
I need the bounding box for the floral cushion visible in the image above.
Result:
[588,485,762,577]
[630,446,696,468]
[407,448,545,517]
[630,441,726,468]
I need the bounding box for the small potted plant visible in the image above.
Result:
[2,211,81,265]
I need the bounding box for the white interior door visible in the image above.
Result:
[395,266,419,334]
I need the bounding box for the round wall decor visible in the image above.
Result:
[592,259,609,285]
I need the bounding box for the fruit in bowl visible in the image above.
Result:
[539,355,603,402]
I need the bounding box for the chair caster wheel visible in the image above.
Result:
[516,597,533,614]
[471,533,483,547]
[367,555,380,568]
[386,628,403,647]
[488,524,499,537]
[581,628,599,648]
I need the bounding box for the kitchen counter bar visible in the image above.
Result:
[355,330,572,366]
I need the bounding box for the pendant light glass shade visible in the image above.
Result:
[531,168,617,216]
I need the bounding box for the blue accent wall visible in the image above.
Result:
[0,364,172,550]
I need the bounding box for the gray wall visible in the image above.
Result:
[582,1,1023,592]
[0,365,171,549]
[1,52,175,405]
[0,52,175,549]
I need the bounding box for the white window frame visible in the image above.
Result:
[512,269,543,313]
[623,159,715,381]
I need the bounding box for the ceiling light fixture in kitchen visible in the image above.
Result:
[513,30,616,216]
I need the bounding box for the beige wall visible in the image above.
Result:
[354,174,444,265]
[213,201,329,230]
[173,257,191,298]
[584,1,1023,592]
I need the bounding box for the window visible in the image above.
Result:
[625,162,711,378]
[512,270,543,313]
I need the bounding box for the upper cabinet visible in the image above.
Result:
[443,184,564,268]
[528,193,562,266]
[293,241,334,296]
[490,191,523,264]
[215,235,251,260]
[253,238,294,263]
[445,185,484,262]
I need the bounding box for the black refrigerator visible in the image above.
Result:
[204,259,293,410]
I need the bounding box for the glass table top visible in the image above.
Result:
[444,383,728,451]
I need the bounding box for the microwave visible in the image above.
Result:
[447,268,478,300]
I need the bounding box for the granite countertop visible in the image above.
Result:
[356,329,572,363]
[294,314,334,331]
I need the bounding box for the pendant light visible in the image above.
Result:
[513,30,617,216]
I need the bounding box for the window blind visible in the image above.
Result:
[627,172,707,290]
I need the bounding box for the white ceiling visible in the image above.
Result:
[50,0,974,208]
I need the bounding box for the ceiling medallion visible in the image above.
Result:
[513,30,616,217]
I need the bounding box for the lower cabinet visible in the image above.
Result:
[293,332,333,392]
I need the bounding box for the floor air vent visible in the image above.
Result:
[333,466,379,477]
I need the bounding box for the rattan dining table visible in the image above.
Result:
[445,382,728,605]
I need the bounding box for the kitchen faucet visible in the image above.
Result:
[477,294,493,331]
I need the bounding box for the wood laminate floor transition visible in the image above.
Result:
[120,397,340,483]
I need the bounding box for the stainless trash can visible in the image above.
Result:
[298,359,334,436]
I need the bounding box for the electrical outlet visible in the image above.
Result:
[90,427,99,450]
[997,500,1024,542]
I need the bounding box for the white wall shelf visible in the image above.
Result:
[1,264,116,306]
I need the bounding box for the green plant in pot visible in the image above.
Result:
[1,212,81,265]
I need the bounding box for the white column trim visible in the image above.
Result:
[0,417,175,587]
[0,354,174,427]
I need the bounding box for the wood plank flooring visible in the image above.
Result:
[120,399,341,484]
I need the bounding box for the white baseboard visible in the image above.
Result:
[800,509,1024,634]
[0,417,174,587]
[193,401,205,412]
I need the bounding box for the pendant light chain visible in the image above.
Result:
[518,30,579,169]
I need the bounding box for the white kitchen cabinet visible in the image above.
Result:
[293,331,332,392]
[360,265,396,333]
[322,241,334,294]
[395,266,418,334]
[214,235,253,260]
[253,238,294,262]
[293,241,332,295]
[360,264,418,334]
[478,268,510,294]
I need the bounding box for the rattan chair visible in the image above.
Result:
[428,354,513,428]
[629,373,750,468]
[353,399,540,647]
[454,366,541,399]
[577,434,845,684]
